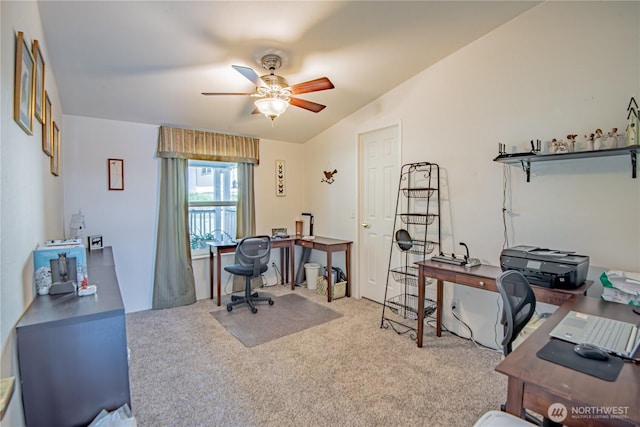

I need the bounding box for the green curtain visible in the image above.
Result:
[232,163,256,292]
[152,157,197,309]
[153,125,258,304]
[236,162,256,238]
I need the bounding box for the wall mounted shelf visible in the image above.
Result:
[493,145,639,182]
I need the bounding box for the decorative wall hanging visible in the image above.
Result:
[275,160,286,196]
[32,39,45,124]
[14,31,35,135]
[108,158,124,190]
[321,169,337,184]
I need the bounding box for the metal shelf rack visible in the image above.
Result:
[381,162,441,341]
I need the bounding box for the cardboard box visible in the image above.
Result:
[34,244,88,295]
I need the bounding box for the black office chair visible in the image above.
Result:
[497,270,536,356]
[224,235,274,313]
[497,270,560,427]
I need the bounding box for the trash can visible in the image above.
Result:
[304,263,321,290]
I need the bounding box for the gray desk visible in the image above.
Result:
[16,246,130,427]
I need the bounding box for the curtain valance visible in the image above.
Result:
[157,126,260,164]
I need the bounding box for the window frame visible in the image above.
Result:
[188,160,238,257]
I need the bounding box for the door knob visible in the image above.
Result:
[361,222,371,228]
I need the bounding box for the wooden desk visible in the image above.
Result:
[495,296,640,426]
[296,236,352,302]
[208,238,296,306]
[415,260,591,348]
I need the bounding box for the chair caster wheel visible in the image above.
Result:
[226,305,233,312]
[251,307,258,314]
[268,299,274,306]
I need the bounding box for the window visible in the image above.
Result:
[188,160,237,254]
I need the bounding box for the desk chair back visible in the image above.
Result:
[235,235,271,278]
[224,236,273,313]
[497,270,536,355]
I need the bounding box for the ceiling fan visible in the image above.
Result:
[202,54,334,123]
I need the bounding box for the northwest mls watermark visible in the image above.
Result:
[547,403,631,423]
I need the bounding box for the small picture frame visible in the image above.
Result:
[50,121,60,176]
[42,91,52,156]
[88,235,104,251]
[108,158,124,190]
[32,39,45,124]
[14,31,35,135]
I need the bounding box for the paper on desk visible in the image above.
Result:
[602,271,640,294]
[600,271,640,306]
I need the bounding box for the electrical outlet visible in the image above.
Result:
[451,298,459,311]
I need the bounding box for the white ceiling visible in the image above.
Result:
[38,1,539,144]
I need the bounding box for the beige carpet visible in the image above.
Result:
[126,285,507,426]
[211,293,343,347]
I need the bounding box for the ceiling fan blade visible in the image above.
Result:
[289,77,334,95]
[201,92,254,96]
[290,97,326,113]
[232,65,267,88]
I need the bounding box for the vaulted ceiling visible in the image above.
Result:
[38,1,539,143]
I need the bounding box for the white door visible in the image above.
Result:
[358,125,400,303]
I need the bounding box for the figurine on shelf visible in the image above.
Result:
[584,133,595,151]
[566,134,577,152]
[605,128,619,148]
[551,138,568,153]
[593,128,604,150]
[627,121,637,146]
[627,108,638,147]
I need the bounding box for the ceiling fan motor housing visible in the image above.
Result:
[261,74,289,90]
[261,54,283,72]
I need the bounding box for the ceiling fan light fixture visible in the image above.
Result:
[255,97,289,122]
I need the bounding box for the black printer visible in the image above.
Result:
[500,245,589,289]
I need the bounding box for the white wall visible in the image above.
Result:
[62,117,306,310]
[63,116,159,312]
[1,2,65,425]
[303,1,640,348]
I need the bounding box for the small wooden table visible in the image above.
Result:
[414,260,591,348]
[495,296,640,426]
[208,238,296,306]
[296,236,352,302]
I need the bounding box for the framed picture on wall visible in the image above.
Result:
[50,121,60,176]
[42,91,52,156]
[108,158,124,190]
[32,39,45,124]
[14,31,35,135]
